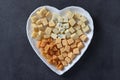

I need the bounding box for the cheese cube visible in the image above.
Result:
[75,39,81,44]
[31,24,39,32]
[80,16,87,22]
[61,52,68,57]
[65,32,71,38]
[70,43,76,48]
[56,23,63,28]
[63,16,68,22]
[69,27,75,33]
[82,25,91,33]
[55,38,61,44]
[36,7,48,18]
[37,24,44,31]
[73,48,80,54]
[57,64,64,70]
[36,31,42,40]
[65,57,71,63]
[81,23,86,28]
[65,45,70,52]
[80,34,88,42]
[77,42,84,50]
[62,39,68,46]
[67,38,74,45]
[76,29,83,36]
[60,47,65,53]
[69,18,76,26]
[74,12,82,19]
[44,34,50,38]
[71,33,79,39]
[77,20,83,26]
[31,16,38,23]
[74,25,81,30]
[45,11,52,20]
[68,52,76,60]
[31,31,38,38]
[49,20,56,27]
[45,27,52,35]
[58,16,63,22]
[59,28,65,33]
[58,34,65,39]
[51,33,57,39]
[52,28,59,34]
[66,11,74,19]
[63,23,69,29]
[57,43,62,48]
[62,61,68,66]
[35,19,41,25]
[41,18,48,26]
[58,55,64,60]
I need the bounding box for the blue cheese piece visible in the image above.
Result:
[58,34,66,39]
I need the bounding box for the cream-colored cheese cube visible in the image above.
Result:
[31,24,39,32]
[77,20,83,26]
[82,25,90,33]
[45,27,52,35]
[52,28,59,34]
[80,16,87,22]
[71,33,79,39]
[37,24,44,31]
[69,18,76,26]
[63,23,69,29]
[36,31,42,40]
[31,31,38,38]
[36,7,48,18]
[80,34,88,42]
[69,27,75,33]
[81,23,86,28]
[65,30,71,38]
[63,16,68,22]
[51,33,57,39]
[74,25,81,30]
[74,12,82,19]
[66,11,74,19]
[76,29,83,36]
[49,20,55,27]
[44,34,50,38]
[35,19,41,25]
[31,16,38,23]
[41,18,48,26]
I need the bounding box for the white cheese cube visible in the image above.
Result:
[52,28,59,34]
[51,33,57,39]
[63,23,69,29]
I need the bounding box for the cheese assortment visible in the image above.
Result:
[30,7,91,70]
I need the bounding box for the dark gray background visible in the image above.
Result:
[0,0,120,80]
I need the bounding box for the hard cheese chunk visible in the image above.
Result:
[51,33,57,39]
[82,25,90,33]
[80,34,88,42]
[69,18,76,27]
[45,27,52,35]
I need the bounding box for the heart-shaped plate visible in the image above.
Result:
[26,6,94,75]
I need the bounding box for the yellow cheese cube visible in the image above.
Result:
[65,45,70,52]
[82,25,91,33]
[62,61,68,66]
[57,43,62,49]
[80,34,88,42]
[69,27,75,33]
[74,12,82,19]
[77,42,84,50]
[31,31,38,38]
[31,16,38,23]
[66,11,74,19]
[62,39,68,46]
[31,24,39,32]
[36,31,42,40]
[76,29,83,36]
[36,7,48,18]
[80,16,87,22]
[49,20,55,27]
[71,33,79,39]
[41,18,48,26]
[35,19,41,25]
[69,18,76,26]
[67,38,74,45]
[37,24,44,31]
[65,57,71,63]
[51,33,57,39]
[55,38,61,44]
[45,27,52,35]
[58,55,64,60]
[77,20,83,26]
[68,52,76,60]
[73,48,80,55]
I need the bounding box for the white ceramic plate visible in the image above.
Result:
[26,6,94,75]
